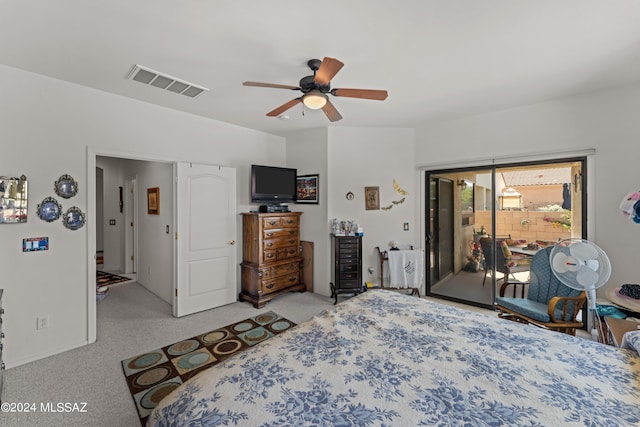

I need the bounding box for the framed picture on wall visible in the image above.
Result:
[147,187,159,215]
[365,186,380,210]
[296,174,319,204]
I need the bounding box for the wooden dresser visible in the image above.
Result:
[240,212,305,308]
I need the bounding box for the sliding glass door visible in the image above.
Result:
[425,159,585,309]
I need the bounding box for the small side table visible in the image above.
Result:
[604,316,640,347]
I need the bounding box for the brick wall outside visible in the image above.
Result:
[475,210,571,243]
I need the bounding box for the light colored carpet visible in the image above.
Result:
[1,282,332,427]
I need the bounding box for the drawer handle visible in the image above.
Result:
[266,242,273,247]
[266,232,273,237]
[266,253,274,258]
[288,240,295,244]
[266,284,275,289]
[289,230,295,235]
[288,249,296,255]
[269,221,277,225]
[289,277,296,282]
[286,220,293,224]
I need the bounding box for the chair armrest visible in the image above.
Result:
[547,292,587,323]
[499,280,528,298]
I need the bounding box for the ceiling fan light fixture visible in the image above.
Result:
[302,91,327,110]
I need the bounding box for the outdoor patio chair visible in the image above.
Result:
[479,237,530,286]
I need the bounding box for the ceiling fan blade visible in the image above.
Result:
[266,98,302,117]
[243,81,300,90]
[321,99,343,122]
[332,88,388,100]
[314,57,344,85]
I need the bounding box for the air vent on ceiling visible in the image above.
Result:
[127,64,209,98]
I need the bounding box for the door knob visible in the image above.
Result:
[228,240,236,245]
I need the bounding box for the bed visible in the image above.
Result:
[149,290,640,426]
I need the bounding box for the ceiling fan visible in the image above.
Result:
[243,57,388,122]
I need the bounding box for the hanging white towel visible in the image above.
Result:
[388,250,424,288]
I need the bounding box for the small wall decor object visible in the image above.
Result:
[62,206,86,230]
[23,237,49,252]
[393,179,409,196]
[620,190,640,224]
[37,196,62,222]
[54,174,78,198]
[381,179,409,211]
[147,187,160,215]
[296,174,319,204]
[0,174,28,223]
[365,186,380,210]
[345,191,354,201]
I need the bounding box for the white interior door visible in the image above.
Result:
[124,177,137,274]
[174,163,237,317]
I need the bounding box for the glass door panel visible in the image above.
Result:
[427,168,495,307]
[425,159,584,309]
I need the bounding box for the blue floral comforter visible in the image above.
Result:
[149,290,640,426]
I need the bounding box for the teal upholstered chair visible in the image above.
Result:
[494,247,586,335]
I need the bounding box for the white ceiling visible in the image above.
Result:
[2,1,640,137]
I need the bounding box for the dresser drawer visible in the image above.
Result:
[339,238,359,247]
[263,228,298,239]
[262,274,300,294]
[336,280,360,290]
[339,263,359,273]
[277,246,299,260]
[338,252,360,263]
[264,236,298,249]
[264,246,299,262]
[340,272,360,281]
[262,215,299,229]
[272,262,299,277]
[263,249,278,262]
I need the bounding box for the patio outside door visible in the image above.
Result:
[426,159,584,309]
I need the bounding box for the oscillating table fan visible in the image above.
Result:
[550,239,611,310]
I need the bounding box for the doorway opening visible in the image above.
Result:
[425,158,586,309]
[87,149,239,345]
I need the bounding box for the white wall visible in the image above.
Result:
[286,128,329,294]
[287,127,416,296]
[0,64,286,368]
[415,82,640,299]
[125,159,174,303]
[327,127,416,291]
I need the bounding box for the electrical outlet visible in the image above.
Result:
[37,316,49,330]
[403,222,409,231]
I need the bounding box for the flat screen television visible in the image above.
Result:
[251,164,297,205]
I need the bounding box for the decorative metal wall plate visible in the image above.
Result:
[37,197,62,222]
[54,174,78,198]
[63,206,85,230]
